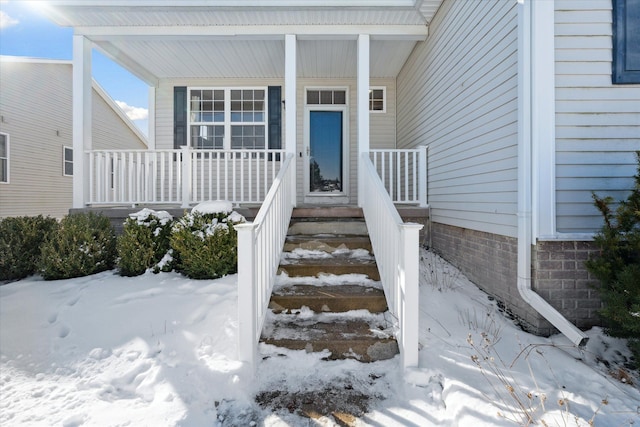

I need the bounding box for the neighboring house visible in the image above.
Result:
[0,56,148,218]
[41,0,639,350]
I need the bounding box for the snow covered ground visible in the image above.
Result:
[1,249,639,426]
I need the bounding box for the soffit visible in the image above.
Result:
[43,1,444,82]
[99,38,416,79]
[47,6,429,27]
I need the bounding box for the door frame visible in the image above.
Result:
[302,87,350,205]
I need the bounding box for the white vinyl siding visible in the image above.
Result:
[555,0,640,233]
[0,59,147,219]
[92,86,148,151]
[0,61,74,218]
[397,0,519,238]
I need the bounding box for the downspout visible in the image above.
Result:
[517,0,588,347]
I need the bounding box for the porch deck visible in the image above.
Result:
[70,204,430,241]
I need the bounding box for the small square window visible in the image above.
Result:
[307,90,320,104]
[369,87,386,113]
[333,90,346,105]
[63,146,73,176]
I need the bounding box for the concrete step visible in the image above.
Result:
[284,235,373,253]
[270,284,387,313]
[260,315,398,362]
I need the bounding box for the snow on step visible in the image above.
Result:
[270,284,387,313]
[260,307,398,362]
[260,215,397,362]
[278,248,380,280]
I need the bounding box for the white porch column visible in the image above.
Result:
[72,35,93,208]
[357,34,370,207]
[147,86,156,149]
[285,34,297,205]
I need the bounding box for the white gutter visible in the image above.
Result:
[517,0,588,347]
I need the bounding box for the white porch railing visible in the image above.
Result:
[370,146,428,207]
[361,152,423,371]
[236,153,296,373]
[87,147,287,207]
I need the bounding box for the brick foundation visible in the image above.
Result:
[430,222,601,336]
[532,241,602,331]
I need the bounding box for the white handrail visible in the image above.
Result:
[370,147,428,207]
[361,153,422,371]
[86,148,286,206]
[236,153,296,374]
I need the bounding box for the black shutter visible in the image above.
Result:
[268,86,282,149]
[613,0,640,84]
[174,86,187,148]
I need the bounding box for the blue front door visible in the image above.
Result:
[309,111,343,193]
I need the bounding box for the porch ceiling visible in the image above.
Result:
[96,38,419,81]
[44,1,444,84]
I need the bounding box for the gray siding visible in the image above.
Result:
[555,0,640,233]
[0,59,146,219]
[397,0,519,238]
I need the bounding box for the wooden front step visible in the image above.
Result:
[261,318,398,362]
[284,235,373,253]
[278,260,380,281]
[270,284,387,313]
[260,216,397,362]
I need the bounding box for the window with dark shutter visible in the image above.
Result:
[613,0,640,84]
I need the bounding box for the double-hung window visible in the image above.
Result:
[188,88,266,150]
[189,89,225,149]
[369,87,386,112]
[230,89,266,149]
[63,146,73,176]
[0,133,8,183]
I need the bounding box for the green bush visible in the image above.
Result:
[117,209,174,276]
[170,207,245,280]
[586,151,640,368]
[0,215,58,281]
[40,213,117,280]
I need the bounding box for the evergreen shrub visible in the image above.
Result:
[0,215,58,281]
[117,209,174,276]
[40,212,116,280]
[586,151,640,368]
[170,203,245,279]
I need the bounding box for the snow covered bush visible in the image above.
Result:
[39,213,117,280]
[0,215,58,281]
[170,201,245,280]
[586,151,640,368]
[117,209,174,277]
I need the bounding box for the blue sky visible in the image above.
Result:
[0,0,149,135]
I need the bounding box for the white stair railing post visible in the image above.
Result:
[400,223,422,370]
[419,145,428,207]
[181,146,191,208]
[236,222,258,374]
